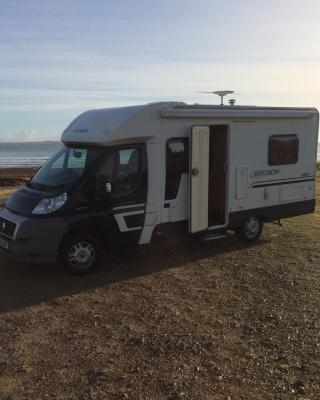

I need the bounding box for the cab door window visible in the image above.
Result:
[116,148,140,193]
[98,147,140,194]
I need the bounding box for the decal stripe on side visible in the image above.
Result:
[251,178,315,189]
[114,210,145,232]
[112,203,145,211]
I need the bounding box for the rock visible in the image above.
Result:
[313,360,320,368]
[89,367,108,376]
[87,368,108,384]
[291,379,306,395]
[116,394,129,400]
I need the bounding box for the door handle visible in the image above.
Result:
[191,167,199,176]
[106,182,112,193]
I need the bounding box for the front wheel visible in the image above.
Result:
[236,216,263,242]
[60,233,103,275]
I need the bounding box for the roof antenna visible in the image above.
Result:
[198,90,235,105]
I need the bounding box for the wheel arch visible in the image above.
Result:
[59,218,111,253]
[229,210,269,229]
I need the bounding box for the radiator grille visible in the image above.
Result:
[0,217,16,238]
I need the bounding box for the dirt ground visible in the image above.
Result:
[0,171,319,400]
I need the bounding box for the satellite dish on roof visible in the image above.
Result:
[198,90,235,105]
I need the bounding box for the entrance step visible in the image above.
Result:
[203,232,227,241]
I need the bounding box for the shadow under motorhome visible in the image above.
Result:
[0,102,318,273]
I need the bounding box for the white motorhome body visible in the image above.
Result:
[63,102,318,242]
[0,102,318,274]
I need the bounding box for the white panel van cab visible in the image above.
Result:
[0,102,318,274]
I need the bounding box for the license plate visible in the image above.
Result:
[0,237,9,250]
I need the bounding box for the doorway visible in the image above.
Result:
[208,125,228,226]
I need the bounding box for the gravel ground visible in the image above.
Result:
[0,174,319,400]
[0,168,35,206]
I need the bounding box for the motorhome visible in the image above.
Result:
[0,102,318,274]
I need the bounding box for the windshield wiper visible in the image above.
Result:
[27,182,49,192]
[28,182,62,193]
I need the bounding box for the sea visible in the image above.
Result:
[0,142,62,168]
[0,141,319,169]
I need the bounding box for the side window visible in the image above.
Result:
[115,148,140,193]
[97,147,140,194]
[165,138,189,200]
[98,151,117,181]
[268,135,299,165]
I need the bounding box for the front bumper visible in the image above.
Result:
[0,207,69,263]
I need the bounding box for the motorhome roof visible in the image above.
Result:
[161,104,318,119]
[61,102,318,147]
[62,103,166,146]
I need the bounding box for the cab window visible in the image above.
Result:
[116,148,140,192]
[98,147,140,194]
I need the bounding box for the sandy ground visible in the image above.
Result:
[0,170,319,399]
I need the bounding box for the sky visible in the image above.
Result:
[0,0,319,142]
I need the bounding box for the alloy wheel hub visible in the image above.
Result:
[68,242,95,269]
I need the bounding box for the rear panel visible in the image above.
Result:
[227,116,318,219]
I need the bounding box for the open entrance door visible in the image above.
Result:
[189,126,210,233]
[208,125,228,226]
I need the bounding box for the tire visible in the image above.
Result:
[236,216,263,243]
[60,232,103,275]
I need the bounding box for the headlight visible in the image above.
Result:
[32,193,68,215]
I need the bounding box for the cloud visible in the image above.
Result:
[0,0,319,140]
[1,61,320,112]
[2,129,39,142]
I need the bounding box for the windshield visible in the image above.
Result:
[29,146,103,192]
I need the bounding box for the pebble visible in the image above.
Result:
[117,395,129,400]
[292,379,306,395]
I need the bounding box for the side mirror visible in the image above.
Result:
[73,149,83,159]
[96,175,112,195]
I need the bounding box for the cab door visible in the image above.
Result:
[95,144,148,248]
[189,126,210,233]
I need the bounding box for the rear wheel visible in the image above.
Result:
[236,216,263,242]
[60,233,103,274]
